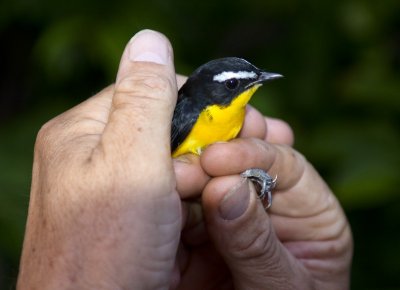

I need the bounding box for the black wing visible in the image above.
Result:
[171,94,200,153]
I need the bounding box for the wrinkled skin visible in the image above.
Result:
[17,30,352,290]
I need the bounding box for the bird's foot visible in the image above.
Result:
[241,168,276,209]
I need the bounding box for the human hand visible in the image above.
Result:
[17,30,182,289]
[174,110,353,289]
[17,26,352,290]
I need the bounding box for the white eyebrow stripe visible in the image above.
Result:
[213,71,257,82]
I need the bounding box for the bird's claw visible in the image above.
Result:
[241,168,276,209]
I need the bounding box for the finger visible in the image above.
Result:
[202,139,303,188]
[100,30,177,168]
[173,154,210,199]
[201,138,277,177]
[265,117,294,146]
[201,139,319,213]
[238,105,267,139]
[239,105,294,145]
[202,176,312,290]
[202,138,344,234]
[271,204,351,242]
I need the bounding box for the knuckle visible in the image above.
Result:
[34,122,58,165]
[35,120,56,150]
[231,224,278,262]
[251,137,271,154]
[141,73,171,92]
[113,72,175,118]
[116,72,173,99]
[34,115,72,161]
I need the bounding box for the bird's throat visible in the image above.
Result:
[229,84,261,111]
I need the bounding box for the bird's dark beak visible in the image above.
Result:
[246,71,283,88]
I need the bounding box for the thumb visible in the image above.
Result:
[101,29,177,168]
[202,176,312,290]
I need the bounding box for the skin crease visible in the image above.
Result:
[17,30,352,290]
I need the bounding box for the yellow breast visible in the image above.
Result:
[172,84,261,157]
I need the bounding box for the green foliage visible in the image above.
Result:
[0,0,399,288]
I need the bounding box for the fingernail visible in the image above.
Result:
[173,155,191,164]
[219,179,250,220]
[129,30,170,65]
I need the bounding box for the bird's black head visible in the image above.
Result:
[179,57,282,106]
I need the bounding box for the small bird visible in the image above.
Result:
[171,57,281,208]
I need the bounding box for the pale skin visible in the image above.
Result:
[17,30,352,290]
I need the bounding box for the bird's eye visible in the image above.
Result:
[225,78,240,90]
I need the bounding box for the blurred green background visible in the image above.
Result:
[0,0,399,288]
